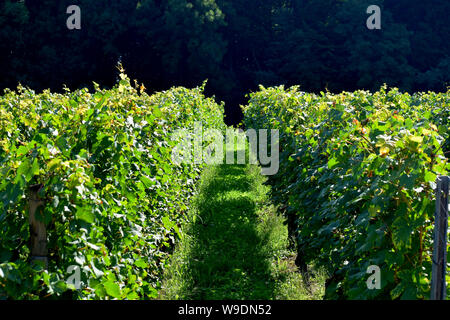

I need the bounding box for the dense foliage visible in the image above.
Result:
[1,0,449,124]
[243,86,449,299]
[0,70,225,299]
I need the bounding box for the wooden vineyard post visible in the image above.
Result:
[28,184,47,269]
[430,176,449,300]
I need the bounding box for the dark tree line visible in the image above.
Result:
[1,0,449,124]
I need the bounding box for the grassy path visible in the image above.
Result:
[160,159,324,300]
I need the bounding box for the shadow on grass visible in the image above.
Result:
[174,164,278,299]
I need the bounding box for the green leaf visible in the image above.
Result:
[140,175,156,188]
[368,205,380,217]
[53,280,68,294]
[127,291,140,300]
[16,145,29,157]
[408,135,423,144]
[134,259,147,268]
[76,207,95,224]
[153,107,162,118]
[399,173,418,189]
[31,158,39,176]
[1,182,23,209]
[162,216,174,230]
[392,216,412,249]
[390,283,405,300]
[401,284,418,300]
[327,157,338,169]
[92,282,106,298]
[16,159,31,182]
[47,158,62,170]
[103,281,121,299]
[69,99,78,109]
[15,158,39,182]
[424,171,436,183]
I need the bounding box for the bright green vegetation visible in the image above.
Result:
[1,67,448,301]
[243,86,449,299]
[161,140,324,300]
[0,71,225,299]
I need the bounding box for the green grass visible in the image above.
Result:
[160,140,325,299]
